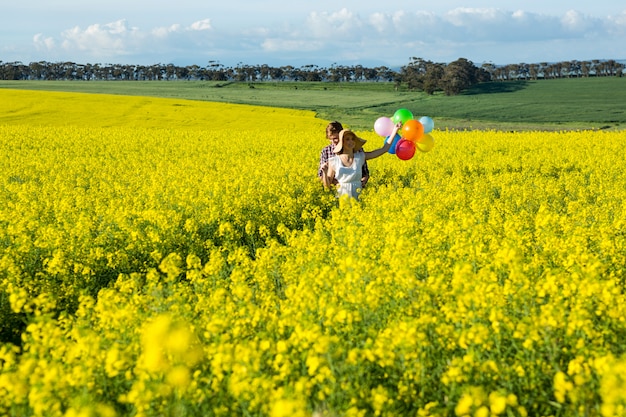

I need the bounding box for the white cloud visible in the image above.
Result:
[369,12,388,33]
[368,10,427,34]
[511,10,527,20]
[190,19,212,31]
[59,19,143,55]
[561,10,595,32]
[607,10,626,35]
[445,7,505,26]
[39,18,219,61]
[306,8,363,39]
[389,11,439,38]
[151,20,211,38]
[18,6,625,67]
[152,24,181,38]
[33,33,56,50]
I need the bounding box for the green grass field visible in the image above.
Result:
[1,77,624,131]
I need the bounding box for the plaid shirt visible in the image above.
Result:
[317,144,370,179]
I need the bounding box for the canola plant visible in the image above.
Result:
[1,89,626,417]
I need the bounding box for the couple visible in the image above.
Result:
[318,121,401,200]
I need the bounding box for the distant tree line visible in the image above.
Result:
[1,57,623,95]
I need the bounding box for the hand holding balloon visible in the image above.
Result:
[373,110,436,160]
[386,133,401,154]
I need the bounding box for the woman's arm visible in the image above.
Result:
[365,122,402,160]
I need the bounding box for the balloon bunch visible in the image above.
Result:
[374,108,435,160]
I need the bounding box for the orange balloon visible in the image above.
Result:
[416,133,435,152]
[401,119,424,142]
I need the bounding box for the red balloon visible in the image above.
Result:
[401,119,424,142]
[396,139,416,160]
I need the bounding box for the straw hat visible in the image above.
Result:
[334,129,367,154]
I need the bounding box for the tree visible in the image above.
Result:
[580,61,591,78]
[401,57,438,92]
[422,63,445,94]
[374,66,394,82]
[0,57,620,84]
[269,66,284,81]
[440,58,480,95]
[301,64,322,82]
[529,63,539,80]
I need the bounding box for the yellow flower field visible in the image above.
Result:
[1,89,626,417]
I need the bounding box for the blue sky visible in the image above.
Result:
[3,0,625,68]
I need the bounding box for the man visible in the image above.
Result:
[317,121,369,187]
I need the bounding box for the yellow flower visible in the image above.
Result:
[306,354,320,375]
[554,371,574,403]
[455,394,474,416]
[4,89,626,417]
[489,391,507,415]
[474,406,489,417]
[166,365,191,389]
[270,399,307,417]
[371,385,390,415]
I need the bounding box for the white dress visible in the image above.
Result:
[330,151,365,199]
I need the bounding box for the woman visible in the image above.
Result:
[321,122,401,199]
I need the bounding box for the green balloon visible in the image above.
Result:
[392,108,413,124]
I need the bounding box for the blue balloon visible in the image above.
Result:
[386,133,402,154]
[418,116,434,133]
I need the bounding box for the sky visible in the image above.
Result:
[3,1,625,69]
